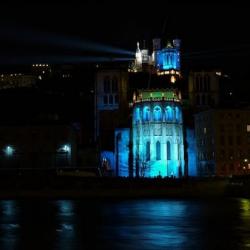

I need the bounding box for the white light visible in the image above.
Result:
[62,144,71,153]
[4,145,14,156]
[247,125,250,132]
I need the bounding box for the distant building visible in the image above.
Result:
[95,38,185,178]
[94,67,129,150]
[195,109,250,176]
[188,70,235,110]
[0,73,36,89]
[0,124,77,169]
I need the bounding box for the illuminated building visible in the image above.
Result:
[132,89,185,177]
[95,38,186,178]
[195,109,250,176]
[130,38,181,78]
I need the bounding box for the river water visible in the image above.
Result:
[0,198,249,250]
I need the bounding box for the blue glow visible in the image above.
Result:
[166,106,173,121]
[115,128,130,177]
[186,128,198,176]
[135,107,141,122]
[156,47,180,71]
[133,101,184,178]
[100,151,115,172]
[143,106,150,121]
[154,106,162,121]
[4,146,14,156]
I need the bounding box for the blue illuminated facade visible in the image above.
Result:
[115,128,130,177]
[155,43,180,71]
[132,90,185,178]
[131,39,181,74]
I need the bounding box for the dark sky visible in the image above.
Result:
[0,2,249,73]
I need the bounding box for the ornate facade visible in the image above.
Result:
[132,90,184,177]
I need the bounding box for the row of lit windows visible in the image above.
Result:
[135,106,182,122]
[1,73,22,78]
[32,64,49,67]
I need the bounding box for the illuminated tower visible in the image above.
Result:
[132,89,184,177]
[135,42,142,70]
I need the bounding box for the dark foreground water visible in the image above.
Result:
[0,199,250,250]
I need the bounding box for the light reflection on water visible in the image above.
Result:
[0,199,249,249]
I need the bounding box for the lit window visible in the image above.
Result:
[247,125,250,132]
[143,107,150,121]
[170,75,176,83]
[204,127,207,134]
[166,106,173,120]
[153,106,162,121]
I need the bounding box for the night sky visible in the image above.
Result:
[0,2,249,75]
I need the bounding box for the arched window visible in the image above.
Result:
[175,106,180,122]
[111,76,118,93]
[167,141,171,160]
[143,106,150,121]
[166,106,173,121]
[153,106,162,121]
[156,141,161,160]
[146,142,150,161]
[104,76,110,93]
[135,107,140,122]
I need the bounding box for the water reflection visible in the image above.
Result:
[0,199,249,249]
[239,199,250,248]
[55,200,78,250]
[0,200,20,250]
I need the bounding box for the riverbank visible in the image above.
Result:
[0,174,233,199]
[0,169,249,199]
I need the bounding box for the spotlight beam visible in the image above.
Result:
[0,26,134,56]
[0,55,134,65]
